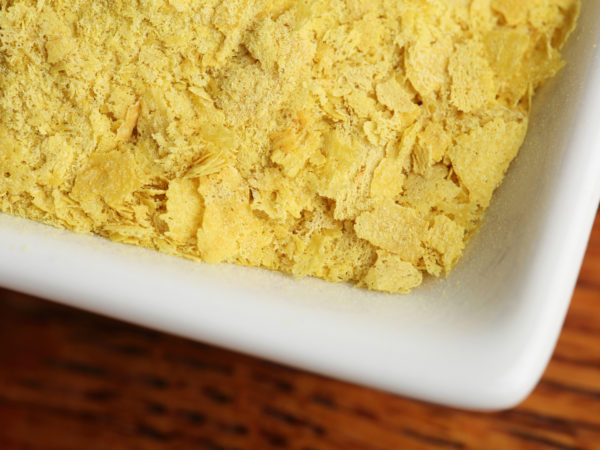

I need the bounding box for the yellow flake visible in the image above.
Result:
[401,166,474,227]
[470,0,493,34]
[292,228,342,278]
[362,250,422,294]
[405,20,453,98]
[46,36,74,64]
[363,121,380,146]
[449,118,528,207]
[412,121,451,175]
[196,167,272,264]
[161,178,204,243]
[36,135,74,187]
[491,0,528,25]
[317,131,360,197]
[116,101,141,143]
[449,41,497,113]
[484,28,530,80]
[370,157,406,199]
[426,215,465,271]
[250,168,313,221]
[71,150,139,210]
[395,119,423,167]
[0,0,579,294]
[270,128,303,176]
[412,148,431,177]
[417,122,450,164]
[423,249,443,277]
[346,90,377,119]
[355,199,426,263]
[168,0,192,13]
[376,78,416,114]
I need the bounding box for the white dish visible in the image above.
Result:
[1,3,599,410]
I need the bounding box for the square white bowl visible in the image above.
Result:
[1,3,599,410]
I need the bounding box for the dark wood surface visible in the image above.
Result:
[0,212,598,450]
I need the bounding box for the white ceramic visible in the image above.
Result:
[1,4,599,410]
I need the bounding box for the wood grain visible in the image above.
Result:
[0,212,598,450]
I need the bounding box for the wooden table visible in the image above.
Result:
[1,213,598,450]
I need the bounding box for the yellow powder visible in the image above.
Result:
[0,0,579,293]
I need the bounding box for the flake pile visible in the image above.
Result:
[0,0,579,293]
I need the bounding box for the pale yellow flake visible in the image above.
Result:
[417,122,450,164]
[161,178,204,243]
[491,0,528,25]
[426,215,465,271]
[292,228,342,278]
[449,118,528,207]
[355,199,426,263]
[376,78,416,114]
[449,41,497,112]
[196,167,272,264]
[362,250,422,294]
[45,36,74,64]
[317,131,360,197]
[269,119,318,178]
[413,121,451,175]
[71,150,139,210]
[470,0,493,33]
[346,90,377,119]
[35,135,74,187]
[405,25,453,98]
[370,157,406,199]
[116,100,141,143]
[484,28,530,80]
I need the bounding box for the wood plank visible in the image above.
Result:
[0,211,598,449]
